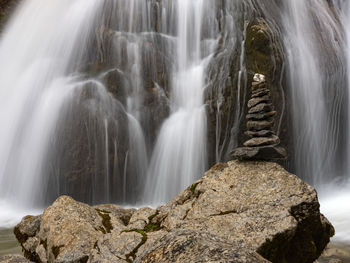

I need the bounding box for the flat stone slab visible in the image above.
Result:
[252,88,270,98]
[243,135,280,147]
[248,103,272,114]
[248,95,270,108]
[245,130,275,137]
[247,119,274,131]
[246,111,276,120]
[251,82,267,91]
[231,145,287,160]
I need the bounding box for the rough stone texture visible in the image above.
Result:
[13,161,333,263]
[243,135,280,147]
[247,119,274,131]
[245,130,275,137]
[248,103,273,114]
[247,95,270,108]
[232,72,286,161]
[252,88,270,98]
[251,82,267,91]
[231,145,287,161]
[135,229,269,263]
[246,111,276,120]
[0,255,30,263]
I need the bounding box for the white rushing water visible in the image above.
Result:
[0,0,104,209]
[282,0,344,186]
[321,0,350,246]
[319,181,350,244]
[282,0,349,246]
[0,0,221,217]
[143,0,217,203]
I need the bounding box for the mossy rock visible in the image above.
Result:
[245,19,283,79]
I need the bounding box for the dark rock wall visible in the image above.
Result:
[205,0,289,167]
[0,0,20,31]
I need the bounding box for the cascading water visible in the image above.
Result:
[0,0,223,219]
[319,0,350,245]
[281,0,349,245]
[0,0,106,225]
[143,0,218,204]
[282,0,345,186]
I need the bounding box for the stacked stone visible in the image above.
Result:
[231,74,286,161]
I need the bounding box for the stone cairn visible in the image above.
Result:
[231,73,286,161]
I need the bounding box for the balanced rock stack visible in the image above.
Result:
[231,73,286,160]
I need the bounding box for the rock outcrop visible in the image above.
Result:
[13,161,333,263]
[232,74,287,161]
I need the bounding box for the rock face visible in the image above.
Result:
[13,161,333,263]
[232,74,287,161]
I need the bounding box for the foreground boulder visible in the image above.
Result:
[13,161,333,263]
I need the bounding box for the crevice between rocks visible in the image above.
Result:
[95,208,113,234]
[121,211,162,262]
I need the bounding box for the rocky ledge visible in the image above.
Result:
[11,161,333,263]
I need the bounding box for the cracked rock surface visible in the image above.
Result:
[13,161,333,263]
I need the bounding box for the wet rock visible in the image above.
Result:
[248,103,273,114]
[247,119,274,131]
[243,135,280,147]
[14,161,333,263]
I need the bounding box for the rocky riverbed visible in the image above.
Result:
[0,160,334,263]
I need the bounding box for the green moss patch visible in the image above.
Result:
[121,211,161,262]
[122,229,147,262]
[95,209,113,233]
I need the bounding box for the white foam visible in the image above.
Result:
[319,183,350,244]
[0,199,42,229]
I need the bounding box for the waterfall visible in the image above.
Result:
[282,0,346,186]
[0,0,222,213]
[280,0,350,244]
[319,0,350,245]
[0,0,106,222]
[143,0,218,204]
